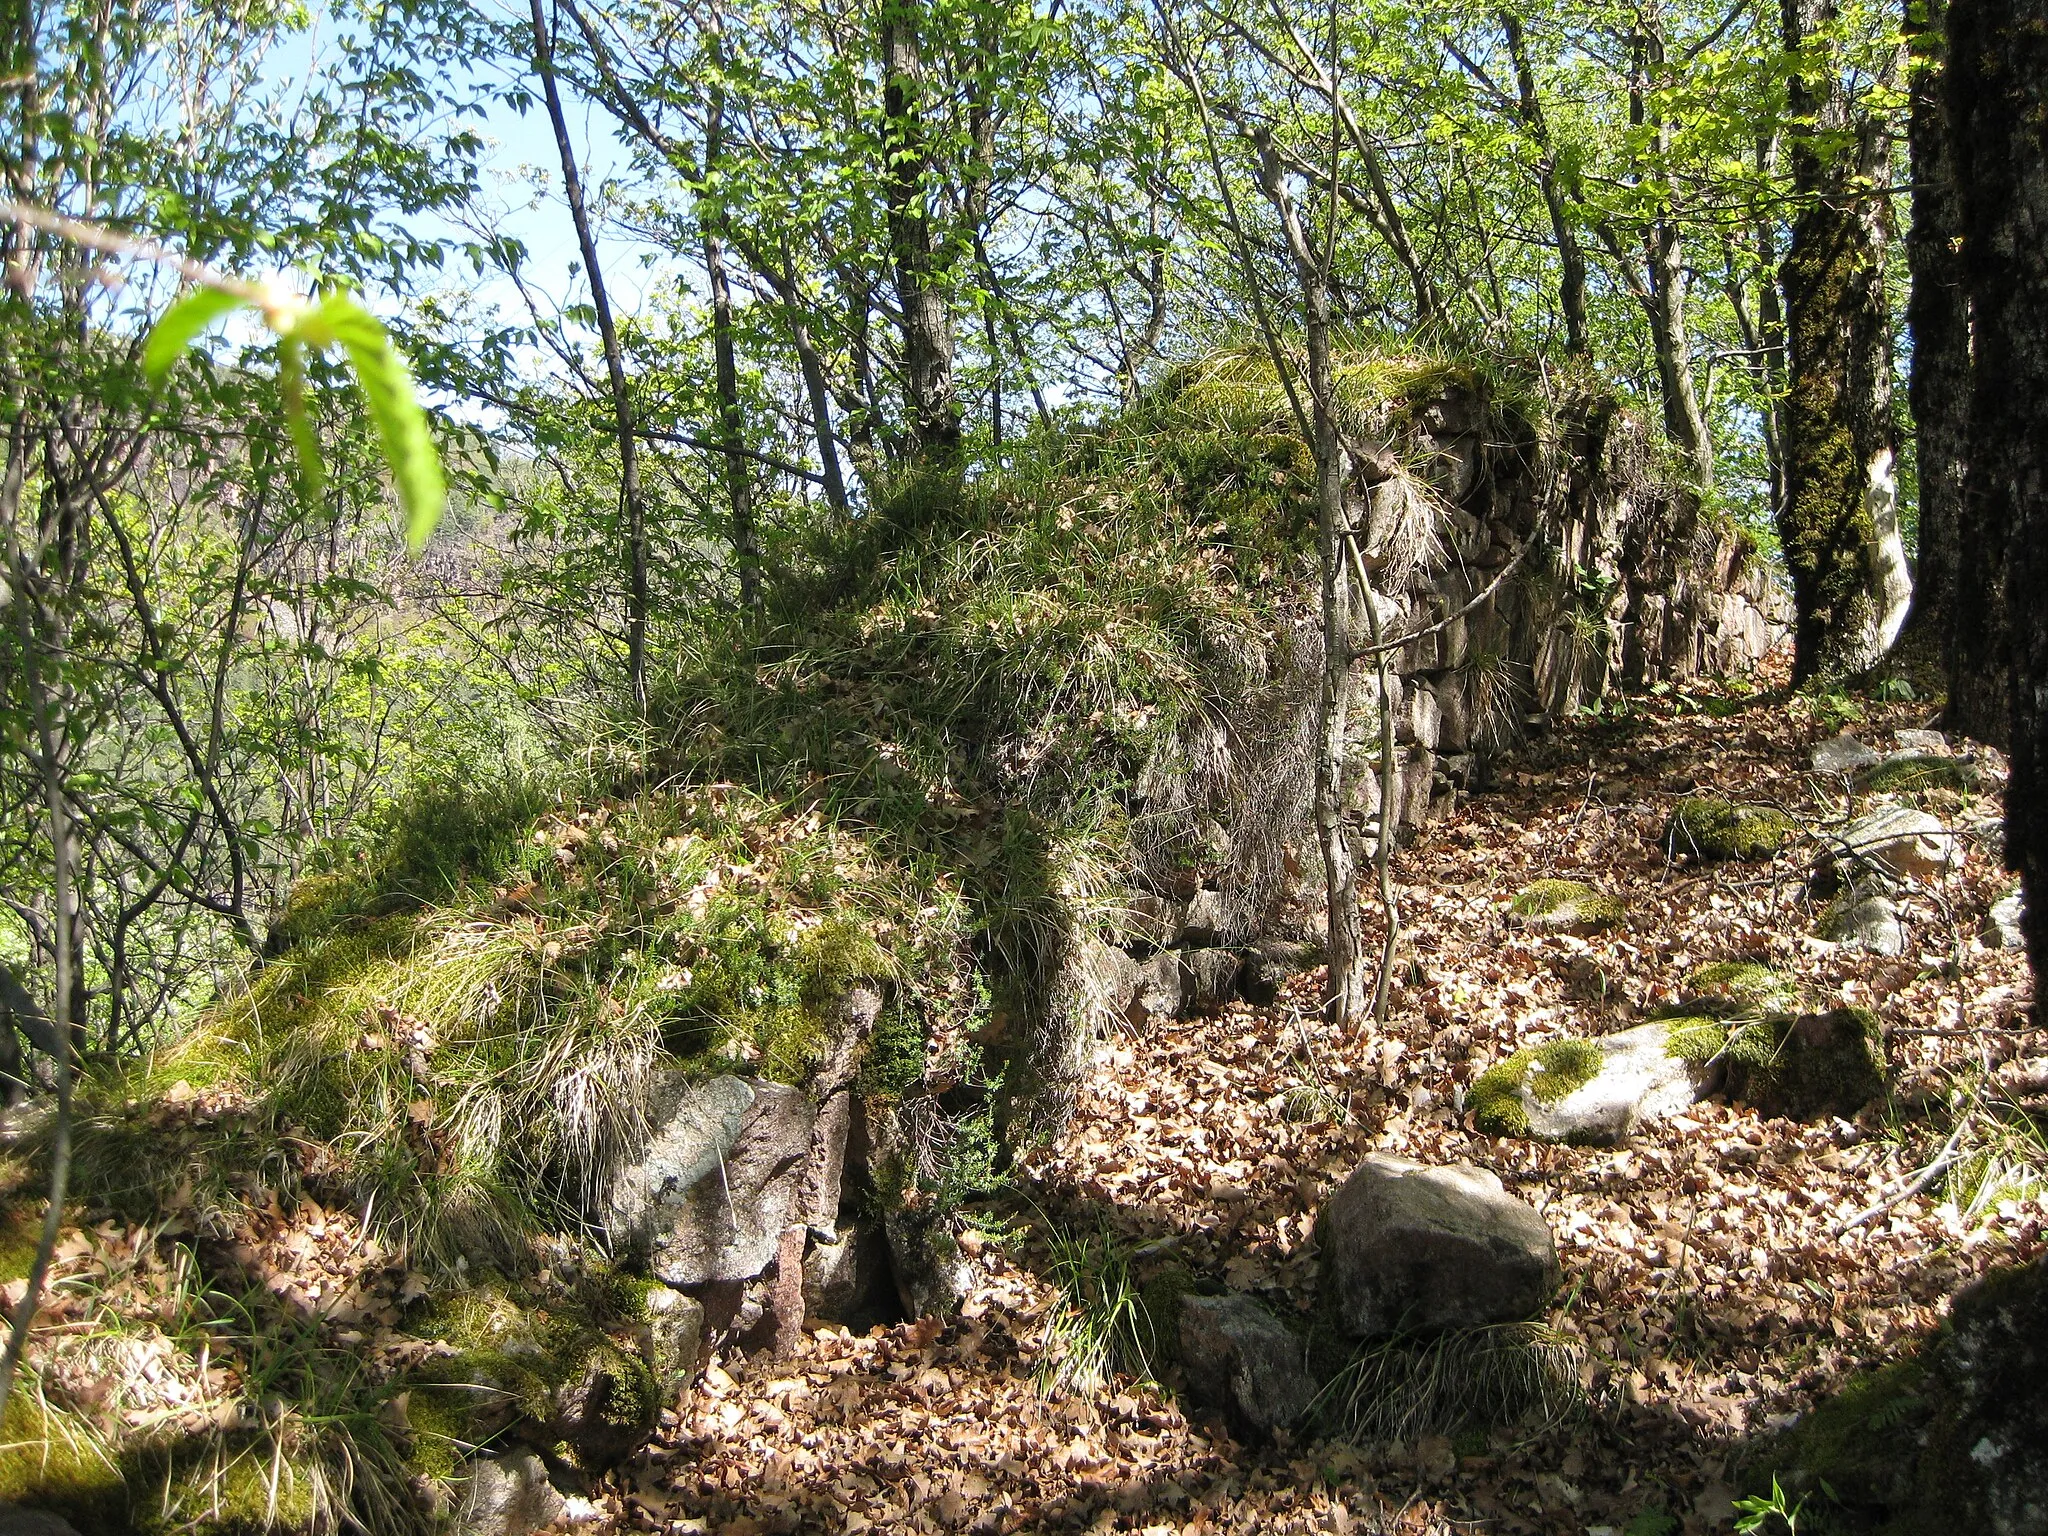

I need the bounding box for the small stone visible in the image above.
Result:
[1983,890,2026,951]
[884,1209,970,1320]
[460,1451,566,1536]
[1504,879,1625,935]
[1817,887,1909,956]
[1318,1154,1560,1338]
[1182,888,1229,944]
[1812,732,1881,776]
[1830,804,1956,883]
[1894,728,1950,755]
[1177,1293,1315,1438]
[802,1221,899,1333]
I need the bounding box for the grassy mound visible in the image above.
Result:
[1857,754,1979,795]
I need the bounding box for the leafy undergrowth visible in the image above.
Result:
[616,654,2045,1536]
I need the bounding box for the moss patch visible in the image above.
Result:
[1665,798,1797,862]
[0,1387,127,1530]
[1683,962,1801,1013]
[1505,880,1626,932]
[1470,1037,1606,1137]
[127,1434,322,1536]
[1858,754,1978,794]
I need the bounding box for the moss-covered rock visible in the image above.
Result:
[126,1434,322,1536]
[1855,754,1979,795]
[1504,879,1626,934]
[1683,961,1802,1014]
[1664,798,1798,862]
[406,1278,663,1475]
[1469,1038,1606,1136]
[0,1389,128,1530]
[1755,1256,2048,1535]
[1677,1007,1888,1121]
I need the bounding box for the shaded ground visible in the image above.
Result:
[624,661,2045,1535]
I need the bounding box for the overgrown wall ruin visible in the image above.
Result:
[1015,382,1789,1131]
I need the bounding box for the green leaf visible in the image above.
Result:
[278,339,328,511]
[143,287,252,384]
[307,292,446,550]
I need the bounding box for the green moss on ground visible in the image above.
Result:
[1505,879,1626,931]
[127,1435,321,1536]
[1857,755,1978,794]
[0,1388,128,1530]
[1665,798,1797,862]
[1470,1037,1606,1136]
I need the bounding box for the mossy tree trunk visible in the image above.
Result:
[1897,0,1971,665]
[1777,0,1913,682]
[1948,0,2048,980]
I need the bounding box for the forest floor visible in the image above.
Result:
[11,658,2046,1536]
[619,658,2045,1536]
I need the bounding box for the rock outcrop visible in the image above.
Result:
[1762,1256,2048,1535]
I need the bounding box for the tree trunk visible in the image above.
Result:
[1502,12,1589,357]
[1948,0,2048,969]
[1778,0,1913,682]
[1251,137,1366,1033]
[1647,218,1716,487]
[1898,0,1970,665]
[531,0,649,710]
[700,87,761,612]
[879,0,960,462]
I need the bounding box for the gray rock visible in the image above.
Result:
[884,1209,970,1320]
[1182,888,1229,944]
[1238,939,1323,1006]
[1831,804,1956,883]
[459,1451,566,1536]
[1318,1154,1560,1339]
[1813,732,1882,776]
[1180,949,1242,1013]
[803,1221,898,1332]
[1495,1020,1720,1145]
[606,1074,816,1286]
[1178,1293,1314,1438]
[1983,890,2026,950]
[635,1284,704,1397]
[1114,893,1185,949]
[1130,949,1184,1022]
[1894,728,1950,756]
[1818,886,1909,955]
[1943,1257,2048,1535]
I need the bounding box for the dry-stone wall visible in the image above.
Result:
[1019,383,1787,1132]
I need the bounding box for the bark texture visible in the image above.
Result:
[1899,0,1970,657]
[1778,0,1913,682]
[1947,0,2048,982]
[880,0,961,463]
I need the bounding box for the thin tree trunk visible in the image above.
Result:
[1501,11,1588,357]
[879,0,960,463]
[531,0,649,710]
[700,85,761,612]
[1252,133,1366,1033]
[1948,0,2048,978]
[1778,0,1912,682]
